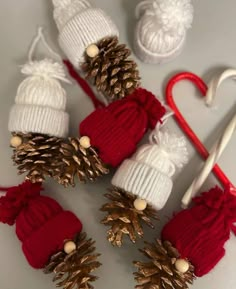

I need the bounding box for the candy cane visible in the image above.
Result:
[182,69,236,208]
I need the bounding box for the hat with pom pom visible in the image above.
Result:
[8,28,70,138]
[134,0,193,64]
[0,181,82,269]
[80,88,166,167]
[112,129,188,209]
[52,0,119,67]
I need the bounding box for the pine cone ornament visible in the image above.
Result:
[134,240,195,289]
[55,137,109,187]
[82,37,140,103]
[44,232,101,289]
[100,187,158,247]
[11,132,62,183]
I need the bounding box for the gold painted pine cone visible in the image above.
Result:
[82,36,140,103]
[54,137,109,187]
[100,187,158,247]
[44,232,101,289]
[134,239,195,289]
[11,132,62,183]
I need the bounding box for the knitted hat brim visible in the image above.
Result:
[8,104,69,137]
[22,211,82,269]
[112,159,173,210]
[134,20,186,64]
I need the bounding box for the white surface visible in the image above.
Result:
[0,1,236,289]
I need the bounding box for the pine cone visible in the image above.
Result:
[12,132,62,183]
[44,232,101,289]
[100,187,158,247]
[55,137,109,187]
[82,37,140,103]
[134,240,195,289]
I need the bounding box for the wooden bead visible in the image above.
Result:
[64,241,76,254]
[10,135,22,148]
[79,136,91,149]
[134,198,147,211]
[86,44,99,58]
[175,259,190,273]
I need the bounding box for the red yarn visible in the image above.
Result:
[0,181,82,269]
[0,181,42,225]
[162,185,236,277]
[165,72,231,189]
[80,88,166,167]
[63,60,105,109]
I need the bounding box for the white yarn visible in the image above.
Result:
[182,69,236,208]
[112,128,188,210]
[52,0,119,67]
[136,0,193,36]
[21,59,71,84]
[52,0,91,31]
[8,28,70,137]
[134,0,193,63]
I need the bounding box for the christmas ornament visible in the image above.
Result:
[52,0,140,102]
[134,69,236,289]
[82,36,140,102]
[101,125,188,246]
[134,0,194,64]
[9,28,108,187]
[8,27,69,182]
[0,181,101,289]
[80,87,166,168]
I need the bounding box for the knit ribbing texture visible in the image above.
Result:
[80,88,166,167]
[162,186,236,277]
[134,0,193,63]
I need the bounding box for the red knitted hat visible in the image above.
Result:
[0,181,82,269]
[161,186,236,277]
[80,88,166,167]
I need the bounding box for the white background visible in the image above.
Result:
[0,1,236,289]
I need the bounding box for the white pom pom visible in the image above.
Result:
[153,0,193,36]
[150,130,188,169]
[21,59,70,83]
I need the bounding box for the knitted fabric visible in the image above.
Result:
[0,181,82,269]
[80,88,166,167]
[8,59,69,137]
[112,130,188,209]
[162,186,236,277]
[134,0,193,64]
[52,0,119,66]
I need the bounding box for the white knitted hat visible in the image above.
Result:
[52,0,119,67]
[8,29,70,138]
[112,130,188,210]
[134,0,193,64]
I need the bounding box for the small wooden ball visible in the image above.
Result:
[79,136,91,149]
[134,198,147,211]
[175,259,190,273]
[10,135,22,148]
[64,241,76,254]
[86,44,99,58]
